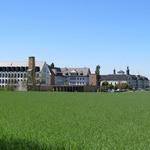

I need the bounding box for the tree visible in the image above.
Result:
[108,83,114,90]
[50,63,55,68]
[95,65,101,87]
[101,81,109,92]
[102,81,109,87]
[115,83,129,90]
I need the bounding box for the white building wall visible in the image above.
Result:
[66,76,89,86]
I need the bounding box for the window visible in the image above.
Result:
[36,73,39,78]
[18,74,20,78]
[11,80,13,84]
[70,77,76,80]
[24,73,26,78]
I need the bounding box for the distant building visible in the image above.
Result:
[49,67,91,86]
[100,67,149,90]
[0,57,148,91]
[0,57,51,89]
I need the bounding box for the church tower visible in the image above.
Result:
[126,66,130,75]
[113,68,116,75]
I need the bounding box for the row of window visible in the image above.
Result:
[0,73,40,78]
[0,73,27,78]
[69,77,85,81]
[65,73,84,76]
[0,79,26,84]
[69,82,86,85]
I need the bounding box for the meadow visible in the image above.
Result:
[0,91,150,150]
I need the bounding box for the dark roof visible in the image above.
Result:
[48,66,63,76]
[101,74,149,81]
[101,75,128,81]
[101,74,139,81]
[0,66,40,72]
[137,75,149,81]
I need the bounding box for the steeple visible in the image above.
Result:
[126,66,130,75]
[113,68,116,75]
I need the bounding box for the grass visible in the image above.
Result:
[0,91,150,149]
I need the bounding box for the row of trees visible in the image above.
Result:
[101,81,129,92]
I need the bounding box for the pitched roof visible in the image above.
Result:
[100,74,138,81]
[101,74,149,81]
[48,66,62,76]
[60,68,91,76]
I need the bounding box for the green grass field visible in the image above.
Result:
[0,92,150,150]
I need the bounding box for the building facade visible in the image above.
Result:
[49,67,91,86]
[0,57,51,89]
[100,67,149,90]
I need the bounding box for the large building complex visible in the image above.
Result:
[0,57,149,91]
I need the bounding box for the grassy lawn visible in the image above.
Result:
[0,91,150,150]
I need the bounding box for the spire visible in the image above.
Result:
[113,68,116,75]
[126,66,130,75]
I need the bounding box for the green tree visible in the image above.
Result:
[95,65,100,87]
[101,81,109,92]
[115,83,129,90]
[108,83,114,90]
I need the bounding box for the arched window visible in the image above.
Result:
[8,79,10,84]
[2,79,4,84]
[14,80,17,84]
[18,74,20,78]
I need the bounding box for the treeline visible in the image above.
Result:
[101,81,129,92]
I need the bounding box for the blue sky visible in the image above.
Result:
[0,0,150,77]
